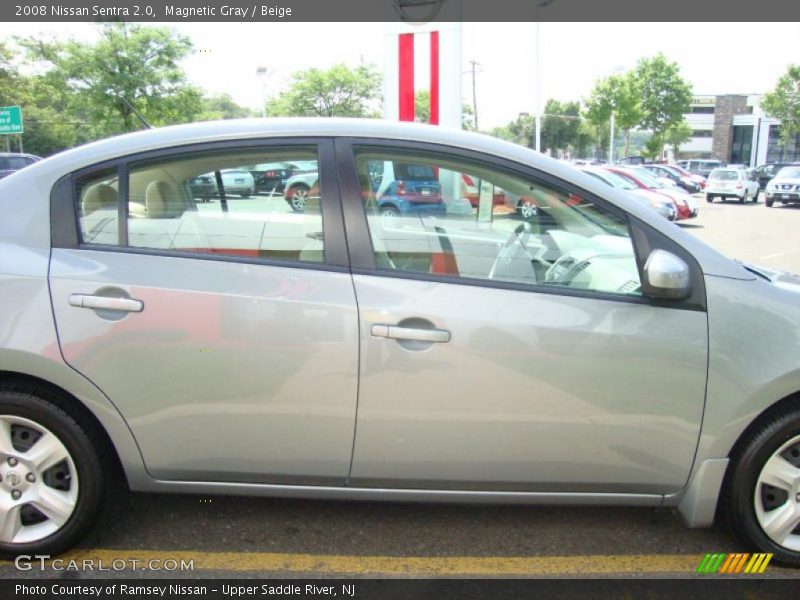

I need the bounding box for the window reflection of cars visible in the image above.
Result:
[283,171,320,212]
[188,169,255,201]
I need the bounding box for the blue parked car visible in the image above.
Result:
[371,161,445,221]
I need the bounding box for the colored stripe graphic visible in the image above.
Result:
[697,553,772,574]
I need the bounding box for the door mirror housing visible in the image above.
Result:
[643,249,691,300]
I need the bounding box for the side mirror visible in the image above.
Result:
[643,249,691,300]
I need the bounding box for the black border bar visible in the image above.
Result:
[3,0,800,23]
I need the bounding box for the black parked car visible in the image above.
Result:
[0,152,41,179]
[754,162,800,190]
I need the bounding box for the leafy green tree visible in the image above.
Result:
[199,94,255,121]
[762,64,800,161]
[664,120,693,156]
[21,23,202,134]
[632,54,692,156]
[642,134,665,161]
[541,99,583,155]
[584,71,644,158]
[414,90,475,130]
[266,63,381,118]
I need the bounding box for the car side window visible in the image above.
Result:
[76,169,120,245]
[355,149,642,297]
[76,148,324,263]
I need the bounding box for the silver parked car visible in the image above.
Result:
[2,119,800,565]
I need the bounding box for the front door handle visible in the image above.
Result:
[69,294,144,313]
[371,324,451,343]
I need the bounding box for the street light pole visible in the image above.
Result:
[534,21,542,152]
[609,112,615,164]
[256,66,269,118]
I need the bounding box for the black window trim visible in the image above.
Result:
[335,137,706,312]
[52,137,349,272]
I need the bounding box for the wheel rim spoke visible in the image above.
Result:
[760,453,800,492]
[31,486,76,528]
[0,501,22,543]
[23,431,70,473]
[0,418,14,455]
[761,502,800,545]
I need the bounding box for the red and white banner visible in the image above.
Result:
[384,23,462,128]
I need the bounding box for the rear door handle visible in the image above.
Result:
[69,294,144,313]
[371,324,451,343]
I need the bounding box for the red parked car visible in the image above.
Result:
[605,166,698,221]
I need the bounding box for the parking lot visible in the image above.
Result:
[0,191,798,580]
[684,192,800,274]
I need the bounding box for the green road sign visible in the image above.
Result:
[0,106,23,135]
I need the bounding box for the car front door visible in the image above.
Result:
[48,139,359,485]
[339,141,708,495]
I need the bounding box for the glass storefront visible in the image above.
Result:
[730,125,753,164]
[767,125,800,163]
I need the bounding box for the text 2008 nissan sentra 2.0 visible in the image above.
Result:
[1,118,800,565]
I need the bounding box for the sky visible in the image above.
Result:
[3,22,799,129]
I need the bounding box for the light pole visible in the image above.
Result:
[534,21,542,153]
[609,112,615,164]
[256,66,269,118]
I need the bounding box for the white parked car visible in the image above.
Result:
[764,165,800,208]
[705,168,760,203]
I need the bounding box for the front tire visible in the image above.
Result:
[0,386,105,559]
[706,194,714,203]
[722,403,800,567]
[766,198,774,207]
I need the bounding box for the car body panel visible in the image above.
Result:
[48,249,359,484]
[348,274,708,494]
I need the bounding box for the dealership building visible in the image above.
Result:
[680,94,799,166]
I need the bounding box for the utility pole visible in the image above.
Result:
[467,59,480,130]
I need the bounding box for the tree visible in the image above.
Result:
[541,99,583,156]
[632,54,692,156]
[21,23,202,135]
[584,74,643,158]
[664,120,693,156]
[414,90,476,130]
[762,64,800,161]
[200,94,255,120]
[266,63,381,118]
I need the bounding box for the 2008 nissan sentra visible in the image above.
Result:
[1,118,800,565]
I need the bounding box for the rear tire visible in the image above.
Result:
[706,195,714,203]
[721,403,800,567]
[0,385,105,559]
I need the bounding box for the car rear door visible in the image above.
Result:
[48,138,359,485]
[338,139,708,495]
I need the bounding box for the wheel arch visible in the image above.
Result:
[678,390,800,528]
[0,353,150,489]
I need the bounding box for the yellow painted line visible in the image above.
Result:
[35,549,725,576]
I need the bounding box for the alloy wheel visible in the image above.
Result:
[753,434,800,552]
[0,415,78,544]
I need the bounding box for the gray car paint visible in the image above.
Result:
[0,118,798,529]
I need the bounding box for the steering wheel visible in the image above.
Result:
[488,222,545,281]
